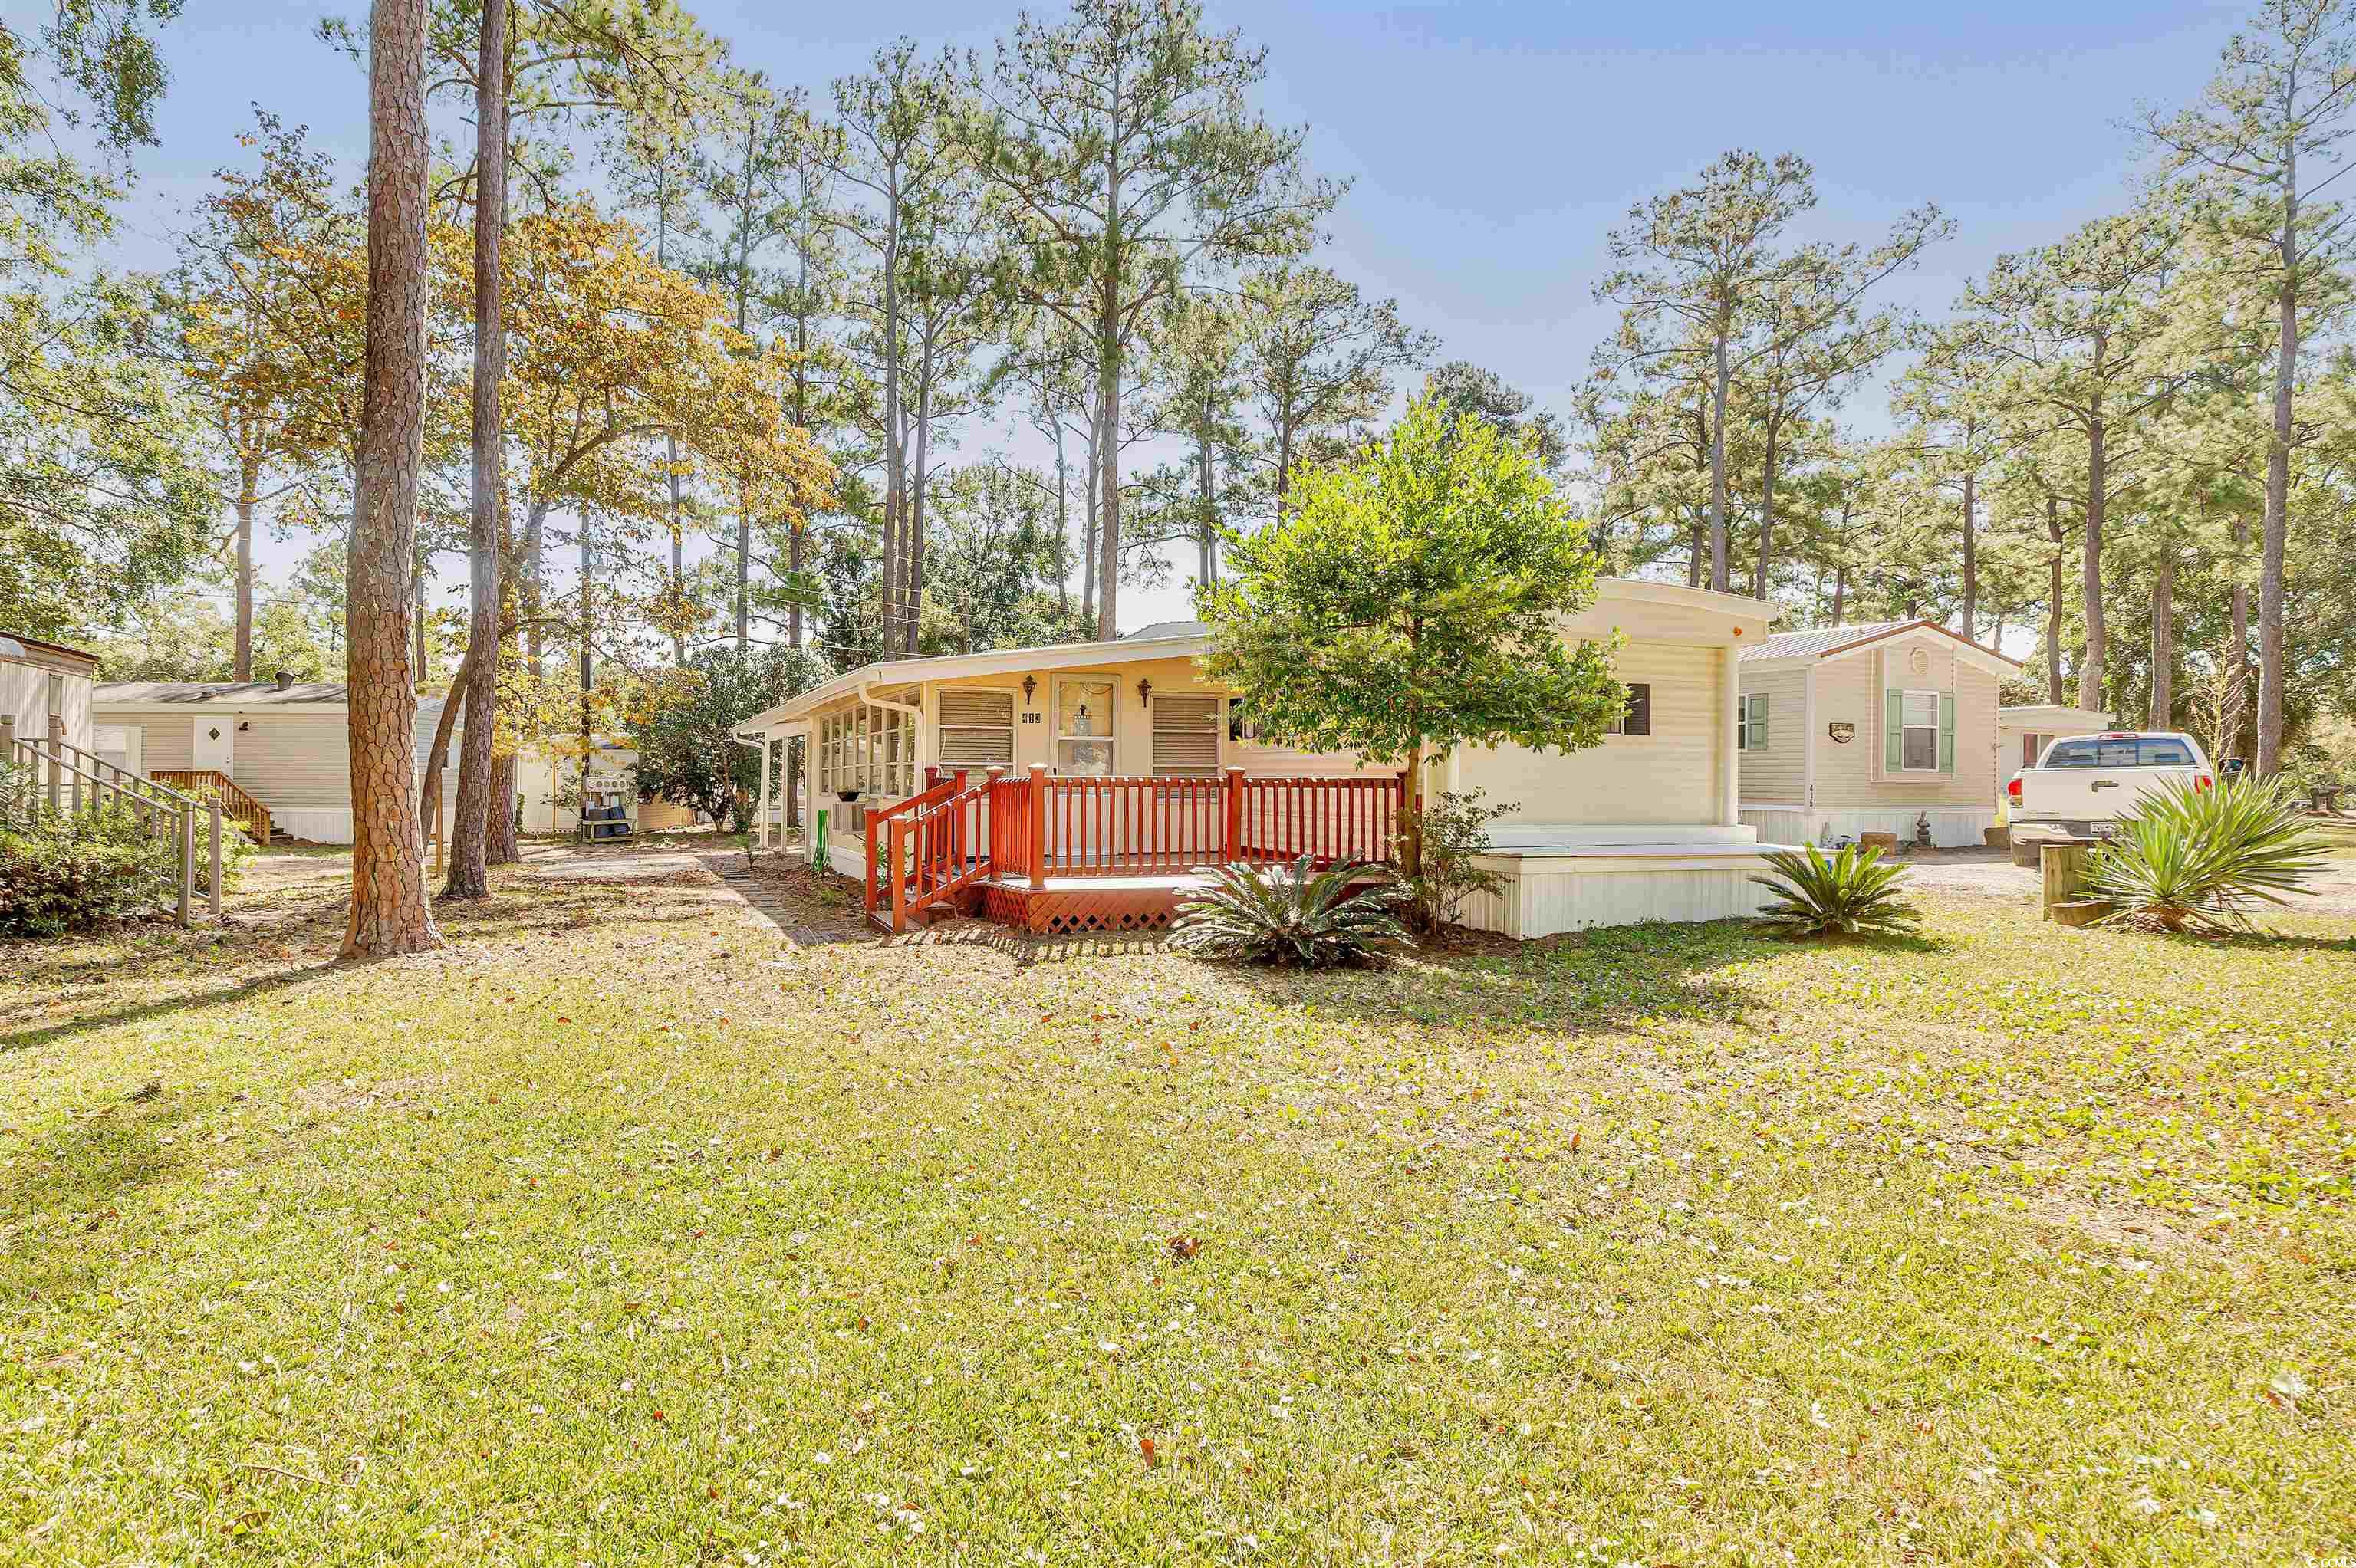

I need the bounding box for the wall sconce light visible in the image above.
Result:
[1022,675,1037,705]
[1137,677,1153,707]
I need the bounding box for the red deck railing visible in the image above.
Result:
[870,765,1403,931]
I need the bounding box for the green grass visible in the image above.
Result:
[2,854,2352,1564]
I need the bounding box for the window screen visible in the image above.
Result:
[48,672,64,715]
[1901,691,1939,771]
[1152,695,1220,776]
[938,689,1015,768]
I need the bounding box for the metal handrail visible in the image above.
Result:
[5,732,219,924]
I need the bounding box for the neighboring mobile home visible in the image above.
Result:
[734,579,1786,937]
[94,676,459,844]
[1737,618,2022,850]
[1,632,98,754]
[1996,703,2111,800]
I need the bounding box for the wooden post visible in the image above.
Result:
[888,818,909,932]
[2040,841,2090,922]
[209,799,224,920]
[1028,763,1048,889]
[1222,766,1245,865]
[176,800,193,928]
[48,714,64,812]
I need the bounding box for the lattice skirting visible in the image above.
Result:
[979,883,1185,934]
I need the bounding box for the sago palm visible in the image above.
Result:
[1749,842,1920,939]
[2083,775,2324,933]
[1170,855,1410,968]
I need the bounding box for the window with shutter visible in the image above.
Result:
[1611,683,1651,737]
[1738,692,1768,751]
[1152,695,1221,776]
[938,688,1015,768]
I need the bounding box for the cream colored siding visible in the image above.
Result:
[2,655,94,749]
[1736,665,1807,803]
[128,715,194,772]
[1811,637,1997,810]
[234,712,350,809]
[1454,642,1720,825]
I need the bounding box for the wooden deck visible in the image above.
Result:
[861,765,1403,933]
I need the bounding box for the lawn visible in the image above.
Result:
[2,844,2352,1565]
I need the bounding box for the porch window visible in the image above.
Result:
[1151,695,1220,777]
[1609,683,1651,737]
[939,689,1014,768]
[1055,678,1114,776]
[48,672,64,715]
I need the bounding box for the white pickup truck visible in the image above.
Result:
[2007,730,2216,838]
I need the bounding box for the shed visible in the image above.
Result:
[1,632,99,755]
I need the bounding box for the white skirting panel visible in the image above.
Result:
[1740,806,1992,850]
[1458,850,1779,938]
[269,807,354,844]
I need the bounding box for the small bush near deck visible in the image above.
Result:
[2085,774,2325,933]
[1399,787,1515,933]
[1171,853,1410,967]
[1749,841,1919,939]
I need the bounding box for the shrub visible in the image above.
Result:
[1398,788,1516,935]
[1749,843,1920,939]
[2083,775,2325,933]
[1171,855,1411,968]
[0,801,186,936]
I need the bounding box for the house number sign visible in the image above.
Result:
[1828,722,1856,745]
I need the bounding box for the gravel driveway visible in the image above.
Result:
[1889,843,2356,918]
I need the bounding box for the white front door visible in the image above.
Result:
[192,715,234,774]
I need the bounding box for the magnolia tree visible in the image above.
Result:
[1196,393,1625,886]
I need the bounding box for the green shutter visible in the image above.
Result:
[1751,694,1769,751]
[1884,689,1904,773]
[1938,692,1956,775]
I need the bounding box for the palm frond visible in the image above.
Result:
[1748,843,1919,940]
[2083,776,2325,933]
[1170,855,1412,968]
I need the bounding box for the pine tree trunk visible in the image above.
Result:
[341,0,442,958]
[1959,458,1978,640]
[2045,498,2067,707]
[1709,327,1730,592]
[234,457,257,681]
[1751,413,1779,601]
[2150,544,2174,729]
[488,751,518,863]
[448,0,505,901]
[2079,422,2107,714]
[906,331,935,656]
[2258,192,2296,777]
[2229,511,2252,764]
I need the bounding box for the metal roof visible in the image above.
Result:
[94,680,351,705]
[1739,618,1917,662]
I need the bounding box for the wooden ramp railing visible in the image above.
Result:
[153,769,273,843]
[2,715,224,924]
[1026,768,1399,878]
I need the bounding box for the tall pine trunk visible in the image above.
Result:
[2258,187,2296,777]
[1708,326,1730,592]
[2150,542,2174,728]
[233,455,257,680]
[2045,498,2068,707]
[448,0,505,900]
[341,0,442,958]
[2079,419,2108,713]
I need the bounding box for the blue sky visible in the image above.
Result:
[104,0,2249,633]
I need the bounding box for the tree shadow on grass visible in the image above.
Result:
[1209,916,1935,1039]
